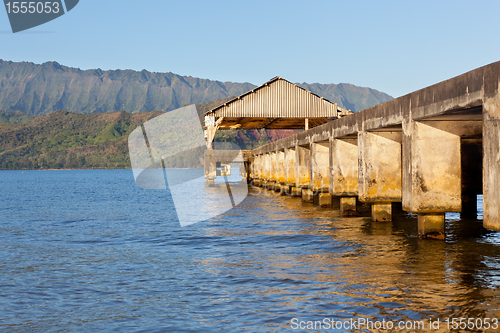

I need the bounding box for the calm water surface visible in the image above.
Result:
[1,170,499,332]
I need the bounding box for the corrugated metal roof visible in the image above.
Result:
[205,77,348,118]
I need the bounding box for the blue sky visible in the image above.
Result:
[1,0,500,98]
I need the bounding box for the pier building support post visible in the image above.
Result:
[330,137,359,216]
[358,131,402,222]
[284,147,297,196]
[403,121,461,239]
[483,93,500,231]
[204,150,217,186]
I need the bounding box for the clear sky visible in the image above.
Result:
[1,0,500,98]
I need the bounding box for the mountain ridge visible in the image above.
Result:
[0,59,393,115]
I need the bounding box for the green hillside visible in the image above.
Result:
[0,101,293,170]
[0,110,163,170]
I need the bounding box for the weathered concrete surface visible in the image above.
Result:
[418,214,445,240]
[314,193,332,207]
[483,94,500,230]
[302,189,314,202]
[371,203,392,222]
[291,187,302,197]
[358,132,402,203]
[263,154,271,181]
[270,152,277,183]
[403,121,461,213]
[253,159,259,180]
[239,162,247,179]
[277,150,285,184]
[340,197,357,216]
[252,155,263,180]
[285,148,296,186]
[296,146,310,187]
[310,142,330,192]
[280,185,292,196]
[330,138,358,196]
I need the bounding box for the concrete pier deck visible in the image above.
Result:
[248,62,500,238]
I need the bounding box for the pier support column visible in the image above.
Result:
[483,95,500,230]
[263,153,271,187]
[277,150,285,184]
[403,121,461,238]
[284,147,296,196]
[340,197,357,217]
[310,142,330,194]
[358,131,402,222]
[371,203,392,222]
[249,157,255,181]
[330,138,358,215]
[302,189,314,202]
[290,187,302,197]
[296,145,310,189]
[256,155,264,187]
[314,193,333,208]
[275,150,285,193]
[269,151,277,189]
[204,150,217,186]
[254,155,262,185]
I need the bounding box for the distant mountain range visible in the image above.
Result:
[0,60,393,115]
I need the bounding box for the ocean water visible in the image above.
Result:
[0,170,499,332]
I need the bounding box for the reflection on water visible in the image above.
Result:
[0,170,499,332]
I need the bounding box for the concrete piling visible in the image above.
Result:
[418,214,445,240]
[301,189,314,202]
[358,131,402,222]
[340,197,357,216]
[371,203,392,222]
